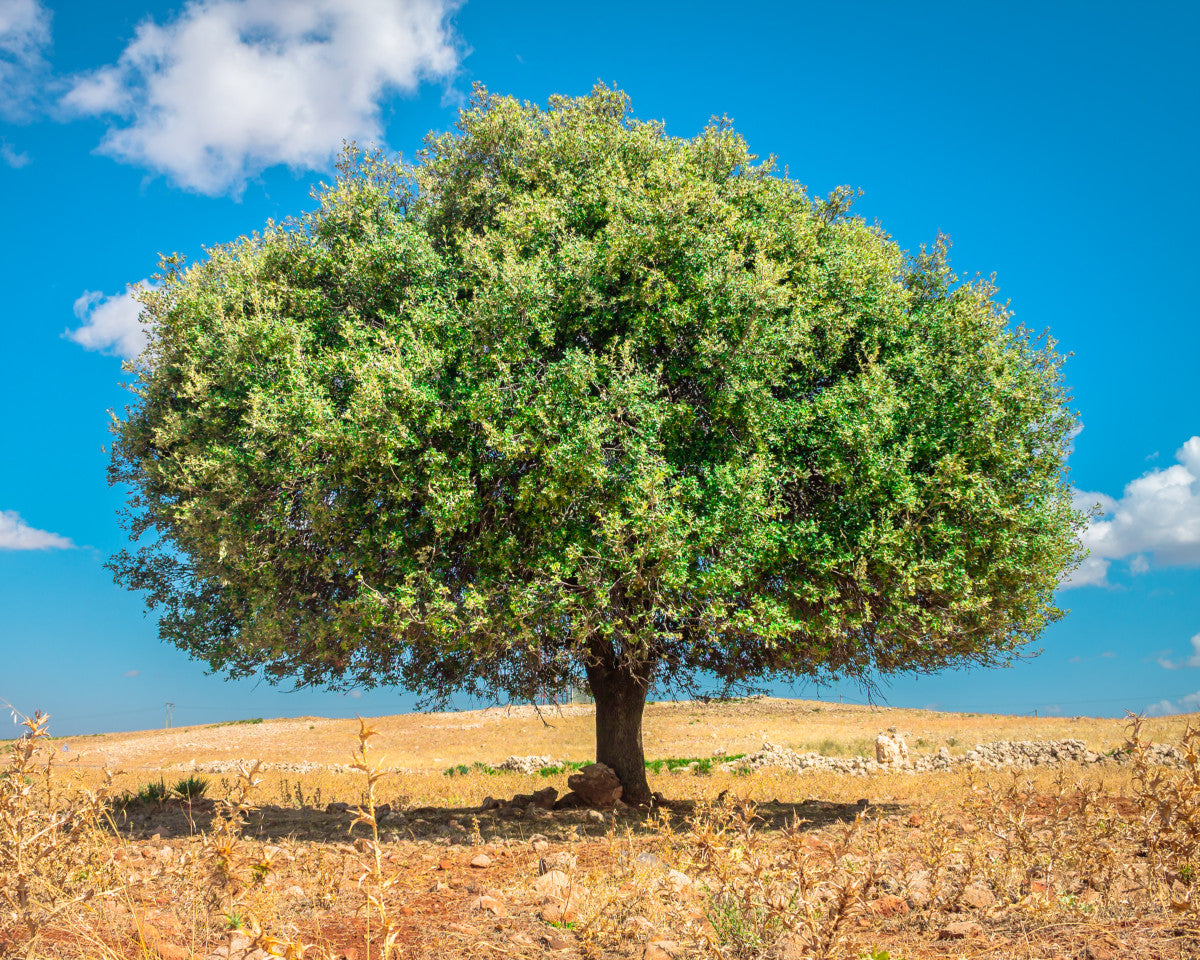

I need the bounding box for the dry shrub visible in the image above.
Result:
[1129,714,1200,921]
[0,709,118,958]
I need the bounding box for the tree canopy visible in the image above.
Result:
[110,85,1083,802]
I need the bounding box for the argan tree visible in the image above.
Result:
[110,86,1082,804]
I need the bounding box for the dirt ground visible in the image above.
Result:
[5,699,1200,960]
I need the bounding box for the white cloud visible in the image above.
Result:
[0,510,73,550]
[1157,633,1200,671]
[0,140,30,166]
[1146,690,1200,717]
[62,0,461,195]
[65,283,151,359]
[1065,436,1200,587]
[0,0,50,118]
[123,670,140,678]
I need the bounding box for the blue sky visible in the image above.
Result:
[2,0,1198,736]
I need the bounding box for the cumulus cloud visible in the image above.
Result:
[62,0,461,195]
[65,283,151,359]
[0,510,73,550]
[1146,690,1200,717]
[123,670,140,678]
[1065,437,1200,587]
[0,0,50,118]
[1157,633,1200,671]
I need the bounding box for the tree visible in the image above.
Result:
[110,85,1083,804]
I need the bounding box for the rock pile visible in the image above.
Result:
[495,755,562,774]
[724,735,1183,777]
[176,759,350,774]
[961,739,1100,768]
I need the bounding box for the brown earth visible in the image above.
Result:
[6,699,1200,960]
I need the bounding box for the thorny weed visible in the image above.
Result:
[677,798,879,959]
[347,716,403,960]
[1129,713,1200,923]
[0,708,118,959]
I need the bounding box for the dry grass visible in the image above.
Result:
[4,701,1200,959]
[56,697,1191,774]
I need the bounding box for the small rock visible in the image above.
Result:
[553,791,586,810]
[531,786,559,809]
[774,935,808,960]
[960,885,997,911]
[870,894,909,918]
[666,869,693,895]
[938,920,984,940]
[535,870,572,897]
[205,934,269,960]
[567,763,624,807]
[644,940,682,960]
[539,851,578,875]
[438,859,454,871]
[543,933,574,951]
[540,899,579,924]
[469,853,492,869]
[586,809,607,824]
[468,894,506,915]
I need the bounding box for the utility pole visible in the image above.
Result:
[165,702,174,729]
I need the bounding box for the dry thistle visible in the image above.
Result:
[0,708,119,959]
[349,716,402,960]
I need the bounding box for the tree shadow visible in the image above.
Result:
[106,794,904,843]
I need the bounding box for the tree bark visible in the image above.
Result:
[586,655,653,805]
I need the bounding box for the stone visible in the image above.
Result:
[586,809,607,824]
[643,940,682,960]
[938,920,984,940]
[468,894,506,915]
[543,933,574,951]
[531,786,559,809]
[554,791,586,810]
[539,851,578,875]
[869,894,909,918]
[567,762,624,806]
[469,853,492,869]
[496,755,561,774]
[875,732,909,765]
[205,934,269,960]
[774,935,809,960]
[666,869,693,895]
[960,885,997,911]
[540,897,580,924]
[535,870,572,897]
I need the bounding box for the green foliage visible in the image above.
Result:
[172,775,209,799]
[109,84,1083,710]
[207,718,264,728]
[444,761,506,777]
[135,779,169,804]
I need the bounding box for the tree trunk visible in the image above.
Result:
[586,657,652,805]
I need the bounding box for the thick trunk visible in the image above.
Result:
[586,658,652,805]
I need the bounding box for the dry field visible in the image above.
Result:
[4,698,1200,960]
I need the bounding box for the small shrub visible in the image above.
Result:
[136,778,169,804]
[173,775,209,799]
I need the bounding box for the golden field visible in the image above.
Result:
[4,698,1200,960]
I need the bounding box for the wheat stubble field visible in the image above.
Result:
[4,698,1200,960]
